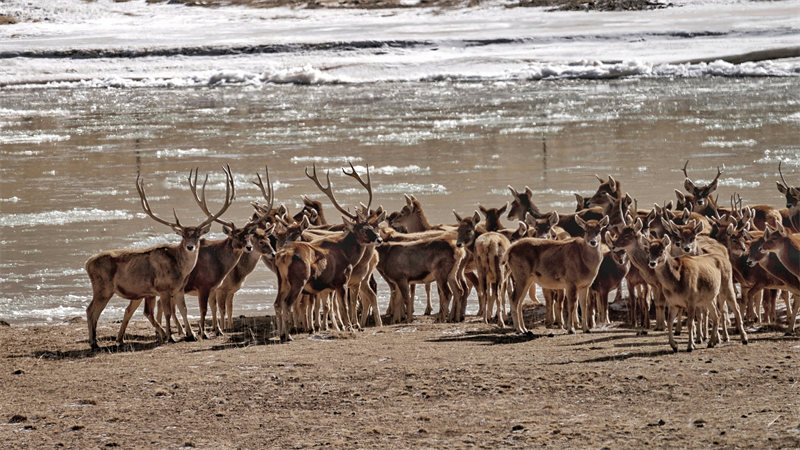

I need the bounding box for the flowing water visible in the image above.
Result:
[1,77,799,324]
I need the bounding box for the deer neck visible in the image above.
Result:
[578,238,603,267]
[340,230,369,266]
[655,252,683,290]
[774,237,800,277]
[175,242,201,278]
[206,238,247,274]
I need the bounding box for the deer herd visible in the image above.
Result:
[85,160,800,353]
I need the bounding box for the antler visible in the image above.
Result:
[136,174,183,230]
[245,165,276,231]
[778,160,789,189]
[188,165,235,229]
[342,162,373,214]
[305,163,357,221]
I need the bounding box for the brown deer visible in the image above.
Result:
[84,169,232,349]
[646,234,748,352]
[211,167,278,332]
[272,163,385,342]
[745,232,800,335]
[588,232,630,328]
[759,222,800,279]
[504,214,609,335]
[376,230,466,325]
[173,165,273,340]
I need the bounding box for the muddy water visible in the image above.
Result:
[1,77,798,324]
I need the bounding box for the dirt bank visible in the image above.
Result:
[2,310,799,449]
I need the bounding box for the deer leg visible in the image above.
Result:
[667,304,679,353]
[423,283,433,316]
[685,303,697,353]
[173,291,196,342]
[786,293,800,336]
[707,302,720,349]
[142,296,167,343]
[509,276,530,334]
[224,290,236,331]
[209,287,224,337]
[565,285,578,335]
[360,281,381,329]
[116,298,143,347]
[196,290,211,340]
[578,287,591,333]
[672,305,683,336]
[764,289,777,325]
[543,287,554,328]
[654,290,667,331]
[86,287,114,350]
[478,275,489,323]
[722,281,747,345]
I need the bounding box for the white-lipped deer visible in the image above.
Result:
[84,169,232,349]
[646,234,748,352]
[272,163,385,342]
[776,161,800,233]
[172,165,273,340]
[504,214,609,335]
[210,166,278,332]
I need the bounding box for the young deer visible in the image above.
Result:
[84,169,231,349]
[647,234,748,352]
[505,214,609,335]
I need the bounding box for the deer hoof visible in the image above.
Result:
[742,339,748,345]
[686,347,693,353]
[184,333,197,342]
[671,347,678,354]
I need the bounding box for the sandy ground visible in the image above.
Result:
[2,306,800,449]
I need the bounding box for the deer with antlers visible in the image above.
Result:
[272,163,385,342]
[84,169,232,349]
[168,165,274,340]
[776,161,800,233]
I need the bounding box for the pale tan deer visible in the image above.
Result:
[505,214,609,335]
[646,234,748,352]
[273,164,385,342]
[84,169,232,349]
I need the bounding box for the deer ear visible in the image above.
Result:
[599,215,610,228]
[674,189,685,202]
[549,211,560,227]
[726,222,735,236]
[604,230,614,247]
[776,181,788,195]
[376,209,387,224]
[524,212,536,226]
[404,194,413,207]
[634,218,644,233]
[608,175,617,194]
[574,193,585,208]
[199,223,212,235]
[517,221,528,237]
[662,235,671,248]
[684,178,696,194]
[665,201,674,211]
[223,225,232,236]
[498,202,508,215]
[508,185,520,201]
[472,211,481,226]
[263,223,275,236]
[575,213,587,230]
[478,204,488,215]
[524,186,533,197]
[300,215,311,231]
[694,220,705,235]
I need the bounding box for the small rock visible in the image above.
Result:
[9,414,27,424]
[12,369,24,375]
